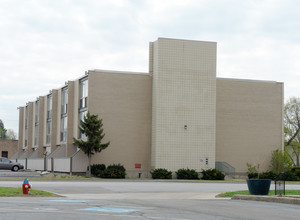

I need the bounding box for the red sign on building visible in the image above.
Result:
[135,163,141,169]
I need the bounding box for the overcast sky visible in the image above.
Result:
[0,0,300,134]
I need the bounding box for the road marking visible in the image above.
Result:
[46,199,88,203]
[78,207,138,213]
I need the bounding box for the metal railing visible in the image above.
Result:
[215,161,235,178]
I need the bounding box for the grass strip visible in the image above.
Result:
[218,190,300,197]
[0,187,57,197]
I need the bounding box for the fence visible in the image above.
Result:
[13,150,88,174]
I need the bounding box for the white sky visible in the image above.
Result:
[0,0,300,134]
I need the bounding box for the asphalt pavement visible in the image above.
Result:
[1,180,300,219]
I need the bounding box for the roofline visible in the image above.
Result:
[217,77,283,84]
[153,37,217,44]
[89,69,149,75]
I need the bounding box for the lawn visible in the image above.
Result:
[218,190,300,197]
[0,187,57,197]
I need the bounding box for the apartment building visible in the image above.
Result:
[14,38,284,177]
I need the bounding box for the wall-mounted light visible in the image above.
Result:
[184,125,187,129]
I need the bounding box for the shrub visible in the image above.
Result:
[259,171,277,180]
[294,170,300,179]
[176,168,199,180]
[107,164,126,172]
[99,164,126,179]
[150,168,172,179]
[246,163,259,179]
[201,168,225,180]
[248,172,259,179]
[91,164,106,176]
[283,170,299,181]
[291,166,300,173]
[269,149,293,174]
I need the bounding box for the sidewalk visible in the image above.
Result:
[232,194,300,205]
[0,170,41,178]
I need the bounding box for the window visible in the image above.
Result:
[79,110,87,139]
[25,105,28,147]
[46,121,51,144]
[61,87,68,115]
[79,78,88,139]
[60,87,68,142]
[47,95,52,120]
[35,100,39,124]
[34,125,39,146]
[60,116,67,142]
[80,78,88,109]
[46,94,52,145]
[1,151,8,158]
[34,100,39,146]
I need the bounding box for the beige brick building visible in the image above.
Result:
[14,38,283,177]
[0,139,18,158]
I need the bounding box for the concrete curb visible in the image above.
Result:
[232,194,300,205]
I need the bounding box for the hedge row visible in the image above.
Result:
[248,170,300,181]
[151,168,225,180]
[91,164,225,180]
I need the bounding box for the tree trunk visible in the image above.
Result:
[88,155,92,177]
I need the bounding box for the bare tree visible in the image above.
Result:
[284,97,300,166]
[6,129,17,140]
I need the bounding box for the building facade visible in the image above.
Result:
[0,140,18,158]
[14,38,284,177]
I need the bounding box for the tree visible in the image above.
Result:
[0,119,7,139]
[73,112,110,177]
[284,97,300,166]
[269,149,293,175]
[6,129,17,140]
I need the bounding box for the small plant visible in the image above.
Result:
[176,168,199,180]
[150,168,172,179]
[201,168,225,180]
[246,163,259,179]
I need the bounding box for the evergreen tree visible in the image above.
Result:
[73,112,110,177]
[0,119,7,139]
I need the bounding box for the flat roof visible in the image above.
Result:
[90,69,148,75]
[217,77,283,84]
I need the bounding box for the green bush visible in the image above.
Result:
[176,168,199,180]
[107,164,126,172]
[91,164,106,176]
[150,168,172,179]
[259,171,277,180]
[201,169,225,180]
[294,170,300,179]
[284,170,299,181]
[291,166,300,173]
[99,164,126,179]
[247,173,258,179]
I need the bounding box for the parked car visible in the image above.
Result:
[0,157,24,171]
